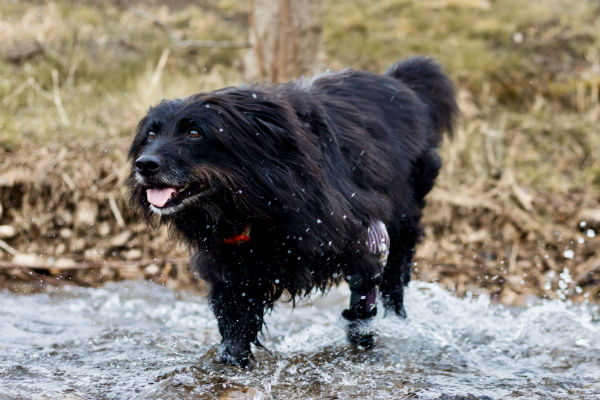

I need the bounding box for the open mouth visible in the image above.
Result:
[146,182,209,209]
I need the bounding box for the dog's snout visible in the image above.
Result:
[135,154,161,176]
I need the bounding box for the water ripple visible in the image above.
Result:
[0,281,598,399]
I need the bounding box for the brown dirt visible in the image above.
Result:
[1,0,599,305]
[1,141,598,304]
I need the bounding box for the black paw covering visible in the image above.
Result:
[342,308,377,349]
[218,342,253,369]
[382,291,407,319]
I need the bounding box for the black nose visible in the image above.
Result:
[135,154,161,176]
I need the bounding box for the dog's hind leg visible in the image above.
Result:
[381,149,441,317]
[209,281,271,369]
[379,225,419,318]
[411,149,442,208]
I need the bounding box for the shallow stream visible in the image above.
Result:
[1,281,599,399]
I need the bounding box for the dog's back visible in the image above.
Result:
[281,57,457,229]
[281,57,458,319]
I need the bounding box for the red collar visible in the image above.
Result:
[222,225,251,245]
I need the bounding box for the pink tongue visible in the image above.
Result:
[146,188,177,207]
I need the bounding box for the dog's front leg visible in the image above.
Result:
[209,281,267,368]
[342,269,379,349]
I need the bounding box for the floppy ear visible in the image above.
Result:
[246,113,305,161]
[250,115,287,137]
[128,116,149,159]
[221,90,292,135]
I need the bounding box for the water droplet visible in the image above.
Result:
[586,229,596,238]
[252,93,257,99]
[316,219,322,224]
[563,249,574,259]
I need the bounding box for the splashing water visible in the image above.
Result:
[1,281,599,399]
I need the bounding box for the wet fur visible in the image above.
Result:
[128,57,458,368]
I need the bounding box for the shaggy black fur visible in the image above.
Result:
[128,56,458,368]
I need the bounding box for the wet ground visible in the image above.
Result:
[1,281,599,399]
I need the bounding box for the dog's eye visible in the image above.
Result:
[188,129,203,139]
[147,131,157,141]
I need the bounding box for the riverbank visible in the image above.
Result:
[1,0,599,304]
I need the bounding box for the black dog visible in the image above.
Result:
[128,57,457,368]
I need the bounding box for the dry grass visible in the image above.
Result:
[0,0,599,302]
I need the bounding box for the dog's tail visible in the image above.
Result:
[386,56,458,137]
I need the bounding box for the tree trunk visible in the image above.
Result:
[245,0,323,83]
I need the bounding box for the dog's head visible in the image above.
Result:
[127,89,321,226]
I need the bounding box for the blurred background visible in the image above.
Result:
[0,0,599,304]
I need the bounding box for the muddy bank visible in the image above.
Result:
[1,144,598,304]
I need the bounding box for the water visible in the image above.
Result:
[1,281,599,400]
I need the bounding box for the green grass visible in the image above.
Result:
[0,1,246,151]
[1,0,599,194]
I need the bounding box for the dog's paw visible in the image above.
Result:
[218,342,254,369]
[346,318,376,349]
[343,309,376,349]
[382,293,407,319]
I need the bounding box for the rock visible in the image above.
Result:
[71,238,86,252]
[0,225,16,239]
[55,243,66,255]
[219,387,267,400]
[56,210,73,226]
[5,41,44,62]
[435,395,493,400]
[98,222,111,237]
[144,263,160,275]
[74,200,98,227]
[59,228,72,239]
[100,266,115,278]
[123,248,142,260]
[118,265,141,280]
[54,258,76,268]
[49,257,76,275]
[506,275,524,291]
[12,253,44,267]
[579,209,600,229]
[84,248,101,259]
[110,231,131,247]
